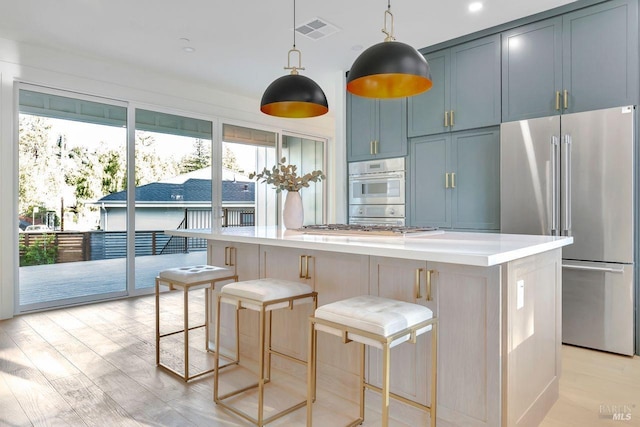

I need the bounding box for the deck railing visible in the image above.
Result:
[19,207,256,265]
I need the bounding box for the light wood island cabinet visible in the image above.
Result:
[171,227,571,427]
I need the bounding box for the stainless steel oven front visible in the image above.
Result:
[348,158,405,205]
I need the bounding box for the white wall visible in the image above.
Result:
[0,37,346,319]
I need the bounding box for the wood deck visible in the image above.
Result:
[19,252,207,307]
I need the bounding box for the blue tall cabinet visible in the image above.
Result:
[502,0,638,122]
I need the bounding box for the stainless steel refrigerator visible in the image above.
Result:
[501,105,636,356]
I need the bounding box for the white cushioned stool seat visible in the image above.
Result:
[221,278,315,311]
[314,295,433,349]
[159,265,234,286]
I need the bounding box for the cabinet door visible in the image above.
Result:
[407,50,449,137]
[450,34,501,131]
[347,94,377,161]
[207,241,260,353]
[502,18,563,121]
[259,246,314,364]
[408,135,451,228]
[429,262,501,426]
[377,98,408,158]
[208,241,260,280]
[451,128,500,230]
[369,257,436,412]
[563,0,639,113]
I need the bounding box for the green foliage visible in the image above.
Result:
[222,146,241,172]
[249,157,324,193]
[180,139,212,173]
[19,233,57,266]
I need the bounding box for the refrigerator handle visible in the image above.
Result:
[562,264,625,274]
[551,136,559,235]
[562,134,572,236]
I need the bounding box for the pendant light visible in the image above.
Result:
[347,0,432,98]
[260,0,328,118]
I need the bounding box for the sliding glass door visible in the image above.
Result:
[131,109,213,290]
[18,88,128,312]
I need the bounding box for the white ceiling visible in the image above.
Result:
[0,0,577,115]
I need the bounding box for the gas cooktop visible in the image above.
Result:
[298,224,443,237]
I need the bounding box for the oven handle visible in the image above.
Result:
[349,173,404,181]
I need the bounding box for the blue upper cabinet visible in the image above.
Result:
[408,34,501,137]
[347,94,407,162]
[503,0,638,122]
[562,0,638,114]
[502,18,563,121]
[408,50,450,137]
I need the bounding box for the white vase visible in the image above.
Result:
[283,191,304,229]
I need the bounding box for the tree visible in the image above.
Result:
[18,115,61,221]
[223,146,242,172]
[134,132,179,186]
[180,139,211,173]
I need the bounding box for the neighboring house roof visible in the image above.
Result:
[96,168,255,205]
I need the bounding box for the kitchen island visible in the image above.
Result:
[167,226,572,427]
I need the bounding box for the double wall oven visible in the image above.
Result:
[348,157,405,225]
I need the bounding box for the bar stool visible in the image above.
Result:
[155,265,238,382]
[213,278,318,427]
[307,295,438,427]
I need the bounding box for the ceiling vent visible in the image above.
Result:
[295,18,340,40]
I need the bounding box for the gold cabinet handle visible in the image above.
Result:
[299,255,305,278]
[224,246,232,266]
[374,140,379,155]
[426,269,435,302]
[445,172,450,189]
[563,90,568,110]
[444,111,449,127]
[451,172,456,188]
[555,91,561,111]
[370,141,374,155]
[305,255,311,279]
[450,110,455,127]
[415,268,424,299]
[299,255,311,279]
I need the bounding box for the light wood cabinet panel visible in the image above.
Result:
[260,245,370,399]
[207,241,260,355]
[368,257,437,411]
[432,261,501,427]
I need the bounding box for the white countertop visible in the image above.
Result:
[166,226,573,267]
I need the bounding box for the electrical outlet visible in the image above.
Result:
[517,279,525,310]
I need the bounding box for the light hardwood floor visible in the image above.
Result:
[1,293,639,426]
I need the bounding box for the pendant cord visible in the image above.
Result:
[293,0,296,49]
[388,0,391,11]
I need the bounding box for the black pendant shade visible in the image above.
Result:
[347,40,432,99]
[261,74,329,118]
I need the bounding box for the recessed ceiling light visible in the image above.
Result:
[183,46,195,53]
[469,2,483,12]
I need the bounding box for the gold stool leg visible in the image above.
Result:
[155,277,161,365]
[258,307,267,426]
[381,343,390,427]
[266,310,273,381]
[360,342,366,422]
[431,323,438,427]
[183,285,189,381]
[213,293,223,401]
[306,319,316,427]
